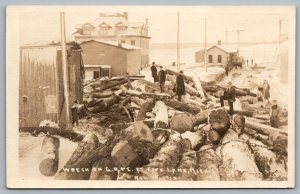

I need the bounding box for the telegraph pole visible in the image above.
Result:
[234,29,244,55]
[204,17,207,72]
[177,12,180,72]
[60,12,71,129]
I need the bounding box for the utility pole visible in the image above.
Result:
[234,29,244,55]
[60,12,71,129]
[204,17,207,72]
[226,28,228,45]
[277,19,282,68]
[177,12,180,72]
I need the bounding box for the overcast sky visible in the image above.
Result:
[19,6,289,45]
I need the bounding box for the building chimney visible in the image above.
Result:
[217,40,222,45]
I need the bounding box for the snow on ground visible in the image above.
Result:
[19,133,77,180]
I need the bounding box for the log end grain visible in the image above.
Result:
[208,129,221,145]
[39,158,58,176]
[208,108,231,136]
[170,113,194,133]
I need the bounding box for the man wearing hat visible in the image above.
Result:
[220,81,236,116]
[269,99,280,128]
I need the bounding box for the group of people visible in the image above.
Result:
[151,62,186,101]
[219,79,280,128]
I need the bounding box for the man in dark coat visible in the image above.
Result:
[176,70,186,101]
[158,66,166,92]
[220,81,236,116]
[71,100,79,126]
[150,62,158,83]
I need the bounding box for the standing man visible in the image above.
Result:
[151,62,158,83]
[158,66,166,92]
[246,59,249,66]
[71,100,79,126]
[251,59,254,65]
[176,70,186,101]
[269,99,280,128]
[262,80,271,107]
[220,81,236,116]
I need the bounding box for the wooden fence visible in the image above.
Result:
[19,45,83,128]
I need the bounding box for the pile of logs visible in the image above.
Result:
[19,70,289,181]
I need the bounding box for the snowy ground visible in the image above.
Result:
[19,133,77,180]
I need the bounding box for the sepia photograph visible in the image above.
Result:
[6,5,295,188]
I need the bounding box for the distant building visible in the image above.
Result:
[195,45,237,66]
[80,40,141,80]
[73,12,150,68]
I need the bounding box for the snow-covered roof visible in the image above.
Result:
[84,64,111,68]
[196,45,238,54]
[80,39,141,50]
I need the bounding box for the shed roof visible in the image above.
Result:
[196,45,238,54]
[80,40,141,50]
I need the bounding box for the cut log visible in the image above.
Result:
[165,68,215,86]
[249,139,287,180]
[131,96,147,107]
[245,117,270,125]
[136,98,155,121]
[163,99,201,114]
[170,113,194,134]
[245,117,288,136]
[94,79,127,92]
[216,129,263,181]
[141,131,183,180]
[123,121,154,142]
[19,126,84,142]
[89,157,118,180]
[87,93,121,113]
[205,85,256,97]
[39,135,60,176]
[153,101,169,130]
[167,75,200,96]
[139,79,160,91]
[57,133,100,180]
[232,114,245,136]
[183,97,206,110]
[125,89,171,100]
[191,73,207,99]
[208,108,231,136]
[267,132,288,155]
[253,112,270,120]
[207,129,221,145]
[84,97,99,108]
[192,109,211,127]
[181,130,206,150]
[177,150,198,180]
[197,146,221,181]
[92,91,113,99]
[111,139,159,169]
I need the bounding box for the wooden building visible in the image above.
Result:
[195,45,237,66]
[80,40,141,79]
[73,12,150,67]
[19,44,84,128]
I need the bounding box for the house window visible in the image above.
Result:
[131,40,136,46]
[93,71,100,79]
[218,55,222,63]
[121,40,126,44]
[208,55,213,63]
[83,25,93,35]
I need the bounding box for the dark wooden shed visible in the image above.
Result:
[19,44,84,128]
